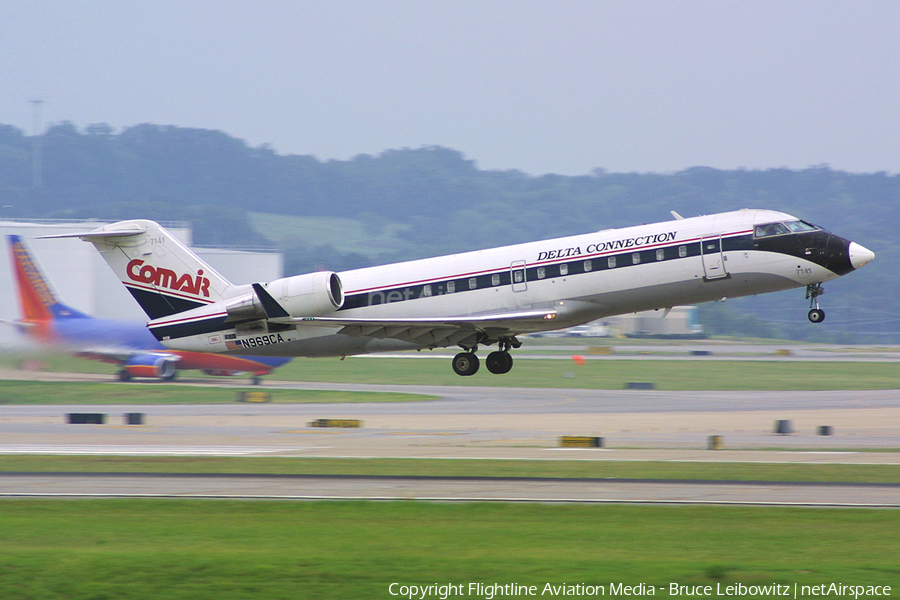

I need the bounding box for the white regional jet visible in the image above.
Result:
[50,209,874,376]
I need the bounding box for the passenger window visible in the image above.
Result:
[536,267,546,279]
[422,285,432,297]
[447,281,455,293]
[608,256,616,268]
[468,278,477,290]
[632,253,640,265]
[559,264,568,275]
[656,249,665,261]
[678,246,687,258]
[491,274,500,286]
[584,260,592,272]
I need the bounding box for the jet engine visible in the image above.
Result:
[120,354,178,381]
[225,271,344,322]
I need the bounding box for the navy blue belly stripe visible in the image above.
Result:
[148,314,232,342]
[127,287,209,320]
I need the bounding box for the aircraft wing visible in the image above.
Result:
[74,347,182,365]
[269,309,559,347]
[0,318,31,327]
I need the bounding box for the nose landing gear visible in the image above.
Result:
[806,283,825,323]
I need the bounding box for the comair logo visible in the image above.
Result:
[126,259,211,297]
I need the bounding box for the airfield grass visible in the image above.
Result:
[0,381,434,404]
[0,456,898,484]
[4,352,900,390]
[271,357,900,390]
[0,500,897,599]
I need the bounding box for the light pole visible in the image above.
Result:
[30,99,43,188]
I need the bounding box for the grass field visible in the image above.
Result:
[4,352,900,390]
[0,380,435,404]
[269,357,900,390]
[248,212,412,255]
[0,500,897,599]
[1,456,898,483]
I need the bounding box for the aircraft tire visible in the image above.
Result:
[808,308,825,323]
[452,352,480,376]
[486,351,513,374]
[117,370,132,382]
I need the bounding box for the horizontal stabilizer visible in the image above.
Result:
[39,222,148,240]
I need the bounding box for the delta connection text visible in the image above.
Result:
[387,582,892,599]
[535,231,678,262]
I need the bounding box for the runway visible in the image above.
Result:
[1,473,898,506]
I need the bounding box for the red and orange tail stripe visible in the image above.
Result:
[9,236,55,322]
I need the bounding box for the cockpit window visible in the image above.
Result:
[784,220,819,233]
[755,220,822,237]
[754,222,791,237]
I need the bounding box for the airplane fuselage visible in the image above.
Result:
[151,209,869,360]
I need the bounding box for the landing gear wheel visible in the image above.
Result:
[452,352,480,376]
[808,308,825,323]
[806,283,826,324]
[486,351,513,374]
[117,370,132,382]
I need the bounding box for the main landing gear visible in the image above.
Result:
[452,338,519,376]
[806,283,826,323]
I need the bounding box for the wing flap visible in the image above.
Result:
[271,308,558,347]
[272,308,557,330]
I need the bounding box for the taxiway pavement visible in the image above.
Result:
[1,473,898,507]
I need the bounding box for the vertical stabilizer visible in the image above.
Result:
[7,235,90,321]
[43,220,234,320]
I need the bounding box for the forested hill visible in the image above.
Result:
[1,121,897,341]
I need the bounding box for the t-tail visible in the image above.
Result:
[42,220,234,320]
[7,235,90,325]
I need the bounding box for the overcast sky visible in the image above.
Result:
[3,1,899,176]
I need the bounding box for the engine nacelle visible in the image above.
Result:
[122,355,178,380]
[225,271,343,322]
[271,271,344,316]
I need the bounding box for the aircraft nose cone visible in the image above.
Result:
[848,242,875,270]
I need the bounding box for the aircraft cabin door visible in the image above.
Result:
[510,261,527,292]
[701,235,729,280]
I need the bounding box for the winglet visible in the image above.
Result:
[252,283,290,318]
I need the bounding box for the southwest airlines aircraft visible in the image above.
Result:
[7,235,290,382]
[51,209,874,376]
